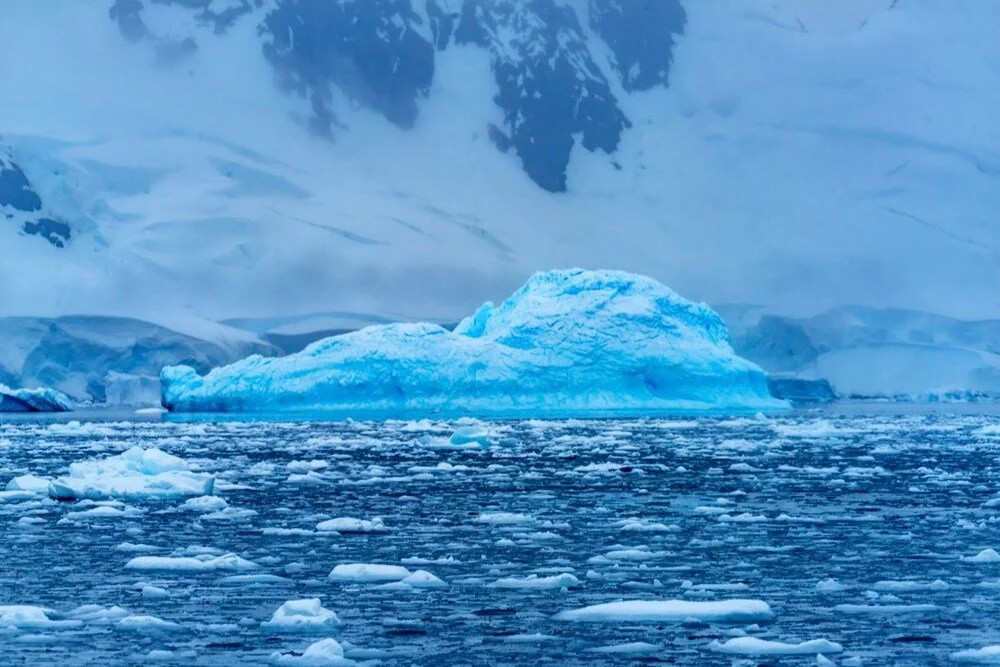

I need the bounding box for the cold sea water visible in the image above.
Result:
[2,405,1000,665]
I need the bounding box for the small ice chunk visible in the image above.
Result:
[0,605,83,630]
[116,615,181,633]
[952,646,1000,663]
[964,549,1000,563]
[66,605,129,624]
[400,570,447,588]
[125,553,258,572]
[475,512,533,525]
[141,585,169,599]
[328,564,411,583]
[272,638,355,665]
[221,574,291,584]
[316,517,385,533]
[816,578,846,592]
[179,495,228,513]
[871,580,949,592]
[489,573,579,590]
[555,599,773,623]
[449,426,492,447]
[709,637,843,655]
[261,599,341,632]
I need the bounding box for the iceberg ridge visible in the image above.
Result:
[161,270,785,415]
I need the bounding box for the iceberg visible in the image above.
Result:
[0,383,73,412]
[162,270,784,416]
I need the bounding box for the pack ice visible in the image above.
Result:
[162,270,783,415]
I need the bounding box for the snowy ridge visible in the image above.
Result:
[162,269,783,414]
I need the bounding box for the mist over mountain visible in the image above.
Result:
[1,0,997,326]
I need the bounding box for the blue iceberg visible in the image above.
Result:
[161,270,785,416]
[0,384,73,412]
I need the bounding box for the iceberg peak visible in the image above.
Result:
[162,269,784,416]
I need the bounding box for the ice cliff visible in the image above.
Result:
[162,270,783,415]
[0,383,73,412]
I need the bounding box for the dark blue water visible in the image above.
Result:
[3,410,1000,665]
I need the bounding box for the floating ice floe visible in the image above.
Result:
[963,548,1000,563]
[116,615,182,634]
[261,599,341,632]
[489,573,579,590]
[161,270,784,415]
[316,517,386,533]
[952,646,1000,663]
[708,637,844,655]
[871,580,949,592]
[46,447,214,501]
[397,570,447,588]
[0,605,83,630]
[125,553,258,572]
[475,512,534,526]
[328,564,412,583]
[5,475,51,493]
[272,638,355,665]
[554,599,774,623]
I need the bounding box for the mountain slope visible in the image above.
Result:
[1,0,997,323]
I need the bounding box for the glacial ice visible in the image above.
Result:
[554,599,774,623]
[0,383,72,412]
[46,447,215,501]
[161,270,784,415]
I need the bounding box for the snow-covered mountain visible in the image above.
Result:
[1,0,997,325]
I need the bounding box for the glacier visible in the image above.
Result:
[0,383,73,412]
[161,270,784,415]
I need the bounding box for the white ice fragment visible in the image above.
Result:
[272,638,355,665]
[316,517,385,534]
[555,599,773,623]
[489,573,579,590]
[5,474,50,493]
[709,637,843,655]
[47,447,214,500]
[116,615,181,633]
[964,549,1000,563]
[400,570,447,588]
[328,564,411,583]
[261,599,341,632]
[125,553,258,572]
[952,646,1000,663]
[475,512,534,525]
[0,606,83,630]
